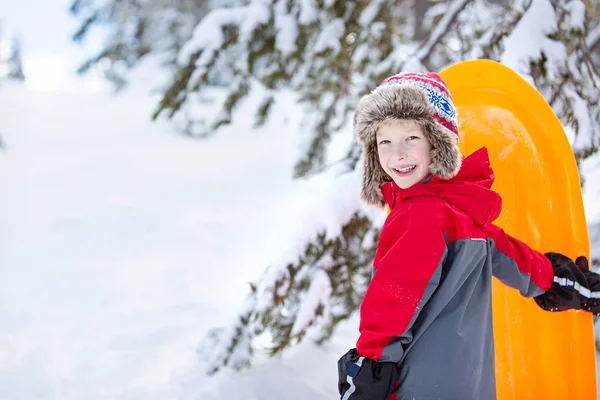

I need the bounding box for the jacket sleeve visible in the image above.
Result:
[484,224,554,297]
[356,205,448,363]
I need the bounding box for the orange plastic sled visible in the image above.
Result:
[438,59,597,399]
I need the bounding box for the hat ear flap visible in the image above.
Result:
[360,142,391,208]
[425,121,462,179]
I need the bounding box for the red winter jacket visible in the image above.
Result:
[355,147,554,399]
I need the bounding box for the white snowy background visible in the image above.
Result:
[1,1,600,399]
[0,75,357,399]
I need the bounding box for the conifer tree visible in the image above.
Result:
[7,37,25,81]
[72,0,600,373]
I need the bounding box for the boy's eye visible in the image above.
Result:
[378,140,390,145]
[407,136,420,141]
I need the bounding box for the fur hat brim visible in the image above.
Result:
[354,84,462,208]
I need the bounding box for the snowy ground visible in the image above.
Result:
[0,82,356,399]
[0,81,599,400]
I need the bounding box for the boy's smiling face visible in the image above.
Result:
[376,119,432,189]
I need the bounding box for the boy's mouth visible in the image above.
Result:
[392,165,416,175]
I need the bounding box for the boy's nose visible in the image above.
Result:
[392,145,408,159]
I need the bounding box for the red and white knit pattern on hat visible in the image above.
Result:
[379,72,459,140]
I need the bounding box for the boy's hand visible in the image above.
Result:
[534,252,600,315]
[337,348,399,400]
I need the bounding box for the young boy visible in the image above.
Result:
[337,72,600,400]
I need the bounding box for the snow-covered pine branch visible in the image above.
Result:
[588,25,600,51]
[415,0,473,68]
[498,0,599,159]
[71,0,598,165]
[69,0,211,88]
[154,0,425,177]
[203,168,383,374]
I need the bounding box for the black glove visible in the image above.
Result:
[337,348,399,400]
[534,252,600,315]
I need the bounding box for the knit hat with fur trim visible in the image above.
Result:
[354,72,462,208]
